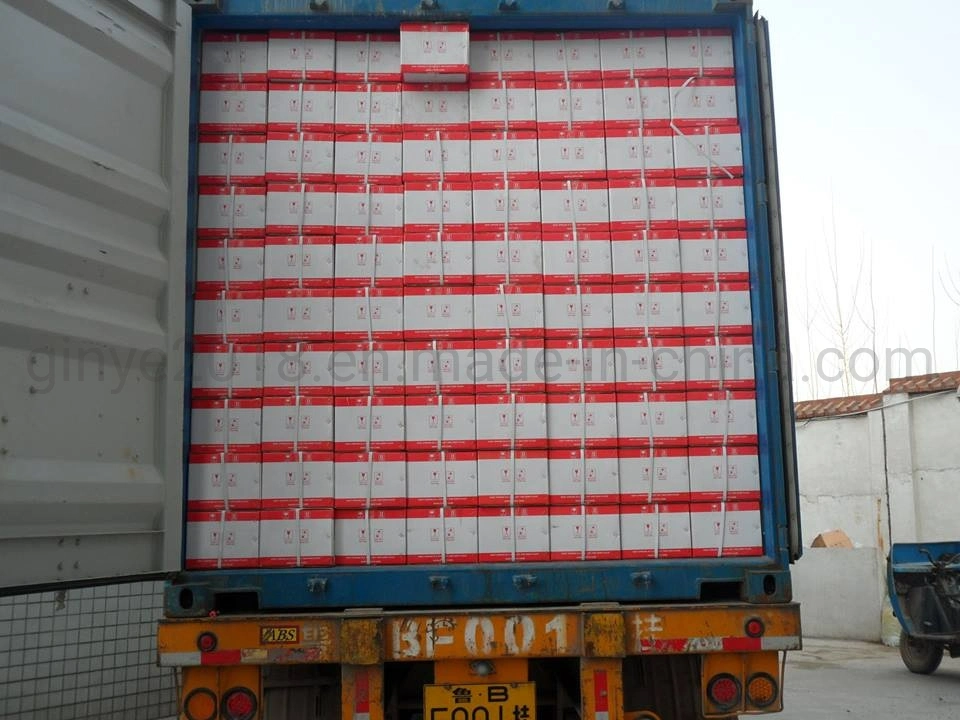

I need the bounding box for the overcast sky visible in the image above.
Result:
[754,0,960,399]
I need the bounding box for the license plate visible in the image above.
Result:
[424,682,536,720]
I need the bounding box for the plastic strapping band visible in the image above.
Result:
[365,132,374,184]
[297,184,306,235]
[716,502,727,558]
[365,83,373,134]
[500,283,511,339]
[643,282,652,336]
[222,237,231,292]
[294,395,303,453]
[648,335,658,392]
[628,30,636,81]
[226,343,235,399]
[502,139,512,284]
[436,394,444,452]
[298,235,305,288]
[647,447,655,504]
[296,82,305,133]
[640,174,651,230]
[497,31,504,82]
[712,229,721,284]
[297,132,306,183]
[697,29,705,78]
[578,337,586,395]
[300,30,308,81]
[217,510,226,569]
[298,449,305,507]
[504,337,512,393]
[721,445,730,504]
[365,451,374,511]
[432,340,441,395]
[365,508,372,565]
[364,34,371,82]
[645,390,655,450]
[364,183,372,235]
[440,449,448,508]
[707,176,717,230]
[440,503,447,564]
[633,77,646,134]
[509,392,518,453]
[567,180,581,284]
[220,451,230,511]
[236,33,244,83]
[365,395,374,453]
[367,340,375,396]
[561,34,573,131]
[576,285,584,339]
[225,135,234,185]
[641,228,651,283]
[295,508,303,567]
[228,186,237,237]
[218,290,228,344]
[510,446,517,508]
[369,234,379,287]
[654,504,661,559]
[364,286,375,342]
[670,79,735,181]
[294,341,302,401]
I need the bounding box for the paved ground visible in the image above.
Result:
[779,639,960,719]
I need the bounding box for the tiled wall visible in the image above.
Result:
[0,581,178,720]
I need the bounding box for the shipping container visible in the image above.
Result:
[0,0,801,718]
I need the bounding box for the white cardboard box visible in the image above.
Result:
[187,451,261,511]
[535,80,604,129]
[678,230,749,281]
[267,83,336,132]
[684,336,755,390]
[405,394,477,451]
[333,133,403,184]
[334,509,407,565]
[618,447,690,503]
[470,131,540,181]
[473,232,543,284]
[611,284,684,337]
[681,281,752,336]
[402,130,472,182]
[472,338,545,394]
[267,30,336,81]
[547,448,620,505]
[690,501,762,557]
[688,445,761,502]
[469,80,538,130]
[403,181,474,233]
[196,238,264,291]
[263,288,333,341]
[543,338,616,394]
[541,232,613,284]
[190,398,262,453]
[259,508,335,567]
[334,184,405,235]
[685,390,758,446]
[333,451,407,508]
[670,76,738,126]
[673,124,743,178]
[185,510,260,569]
[201,33,268,81]
[601,78,671,129]
[604,127,675,179]
[474,393,548,450]
[406,508,479,563]
[476,449,549,506]
[620,504,691,559]
[333,396,407,452]
[192,343,263,399]
[675,178,746,231]
[332,287,404,341]
[402,340,475,395]
[263,236,334,288]
[472,180,542,234]
[261,396,334,452]
[610,230,681,283]
[197,186,267,238]
[331,341,406,396]
[406,452,479,507]
[265,131,334,183]
[400,23,469,83]
[537,129,608,180]
[262,342,334,397]
[549,505,621,560]
[265,183,336,235]
[473,284,545,339]
[545,393,619,449]
[477,506,550,562]
[533,33,602,81]
[598,30,668,79]
[403,232,474,286]
[333,234,404,287]
[335,33,402,82]
[615,392,688,447]
[613,337,686,393]
[334,82,403,133]
[403,286,474,340]
[199,81,267,133]
[666,29,734,77]
[607,178,677,231]
[193,290,264,343]
[401,84,470,130]
[198,133,266,185]
[261,451,334,508]
[543,285,614,338]
[469,32,535,80]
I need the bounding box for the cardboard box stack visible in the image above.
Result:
[186,26,763,570]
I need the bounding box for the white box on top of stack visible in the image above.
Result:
[598,31,668,78]
[477,506,550,562]
[400,23,469,82]
[262,342,334,397]
[666,29,734,78]
[690,501,762,557]
[201,32,268,82]
[547,448,619,505]
[476,449,549,506]
[263,236,334,288]
[265,132,334,183]
[549,505,621,561]
[335,33,402,82]
[469,32,535,80]
[187,451,262,511]
[533,33,602,81]
[261,451,334,508]
[618,447,690,504]
[267,31,336,81]
[334,509,406,565]
[199,81,268,133]
[197,187,267,238]
[259,508,335,567]
[268,83,336,133]
[198,134,267,186]
[333,451,407,508]
[406,452,479,507]
[406,508,479,563]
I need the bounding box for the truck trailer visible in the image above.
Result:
[0,1,800,718]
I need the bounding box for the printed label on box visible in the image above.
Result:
[267,83,336,132]
[263,236,334,288]
[262,343,334,397]
[610,230,681,283]
[334,509,407,565]
[267,31,336,81]
[406,452,479,507]
[474,394,548,450]
[549,505,621,560]
[188,452,262,510]
[615,392,688,447]
[333,235,404,287]
[261,396,334,452]
[198,134,267,185]
[547,449,620,505]
[333,451,407,508]
[261,451,334,508]
[263,288,334,341]
[618,447,690,503]
[476,450,549,506]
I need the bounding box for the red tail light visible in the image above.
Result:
[183,688,217,720]
[197,631,218,652]
[221,687,258,720]
[706,673,742,711]
[744,617,765,638]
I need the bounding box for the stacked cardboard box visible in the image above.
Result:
[186,27,763,570]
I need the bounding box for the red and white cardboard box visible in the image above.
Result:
[261,451,334,508]
[401,84,470,130]
[690,501,762,557]
[615,392,688,447]
[332,287,404,341]
[331,340,405,396]
[469,80,537,130]
[549,505,621,560]
[533,33,601,81]
[534,80,604,129]
[406,452,478,507]
[335,33,402,82]
[685,390,758,446]
[670,77,738,127]
[262,342,334,397]
[403,286,474,340]
[470,131,539,181]
[676,178,746,231]
[263,236,334,288]
[334,83,402,133]
[402,131,471,183]
[199,81,267,133]
[265,132,334,183]
[474,393,548,450]
[196,238,264,291]
[598,31,668,79]
[476,449,549,506]
[267,83,336,132]
[266,183,335,235]
[611,230,681,283]
[405,394,476,451]
[604,127,675,180]
[334,451,407,508]
[682,282,752,336]
[543,285,614,338]
[192,343,263,399]
[469,32,535,80]
[191,398,262,453]
[188,451,261,511]
[261,396,334,452]
[620,504,691,559]
[333,395,406,452]
[666,29,734,78]
[673,124,743,178]
[548,448,620,505]
[613,336,686,393]
[267,31,336,81]
[546,393,619,449]
[193,290,263,343]
[611,283,684,337]
[333,133,403,184]
[607,178,677,231]
[541,232,613,284]
[259,508,335,567]
[540,181,610,234]
[619,447,690,504]
[544,338,616,394]
[403,232,474,286]
[538,128,608,181]
[334,509,406,565]
[263,288,333,341]
[335,184,404,235]
[678,230,749,281]
[477,506,550,562]
[473,284,545,339]
[185,511,260,569]
[688,445,760,501]
[685,336,755,390]
[472,179,542,234]
[334,234,404,287]
[473,338,545,394]
[402,340,474,395]
[601,78,671,129]
[400,23,469,83]
[406,508,478,564]
[473,232,543,284]
[201,32,268,82]
[197,186,267,239]
[403,182,473,233]
[198,134,266,185]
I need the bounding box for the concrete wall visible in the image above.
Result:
[793,390,960,643]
